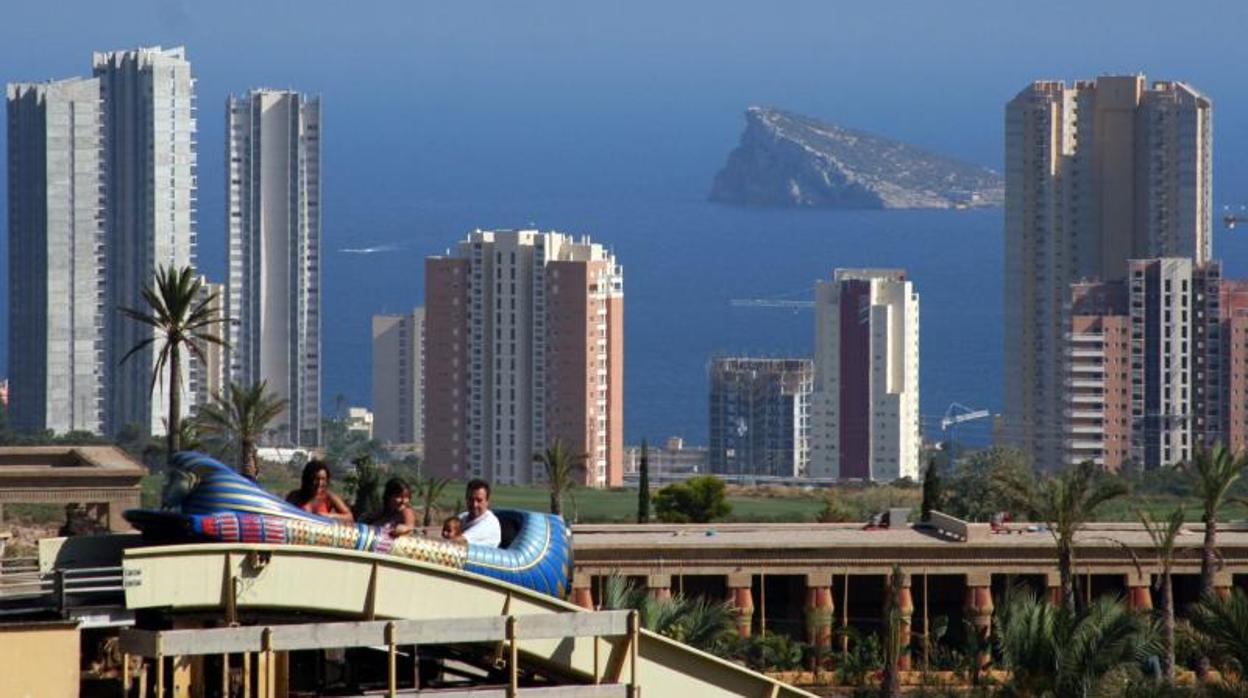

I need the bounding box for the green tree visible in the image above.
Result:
[1134,506,1188,681]
[322,414,384,475]
[638,439,652,524]
[119,265,226,459]
[600,575,736,654]
[997,460,1128,608]
[534,438,585,519]
[1189,589,1248,694]
[194,380,288,478]
[415,474,452,527]
[995,588,1158,697]
[1187,444,1248,597]
[654,475,732,523]
[920,458,942,522]
[881,565,904,698]
[344,455,382,520]
[943,446,1031,521]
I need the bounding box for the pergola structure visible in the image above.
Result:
[570,513,1248,669]
[0,446,146,531]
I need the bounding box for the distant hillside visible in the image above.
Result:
[710,106,1003,209]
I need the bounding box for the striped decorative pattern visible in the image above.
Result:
[126,452,572,598]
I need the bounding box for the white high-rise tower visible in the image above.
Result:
[6,78,106,434]
[93,46,198,438]
[226,89,322,446]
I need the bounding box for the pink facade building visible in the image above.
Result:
[424,230,624,487]
[1064,259,1248,470]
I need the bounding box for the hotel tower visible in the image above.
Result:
[809,269,920,481]
[1004,76,1211,468]
[424,230,623,487]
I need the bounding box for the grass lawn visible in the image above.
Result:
[131,471,1244,525]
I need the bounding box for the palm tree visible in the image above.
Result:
[1190,589,1248,694]
[1187,444,1248,597]
[119,265,225,459]
[194,380,288,478]
[995,588,1159,697]
[534,438,585,519]
[996,460,1128,608]
[1135,507,1188,681]
[881,565,904,698]
[600,575,736,654]
[176,418,202,454]
[415,475,452,527]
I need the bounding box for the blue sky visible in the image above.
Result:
[4,1,1248,420]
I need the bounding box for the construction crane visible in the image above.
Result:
[941,402,990,468]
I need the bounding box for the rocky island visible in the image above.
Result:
[710,106,1004,209]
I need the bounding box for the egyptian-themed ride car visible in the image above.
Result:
[124,452,573,598]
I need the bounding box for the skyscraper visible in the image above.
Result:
[225,89,322,447]
[1065,259,1241,470]
[424,230,624,487]
[93,47,198,438]
[192,278,227,414]
[6,78,106,434]
[708,357,813,478]
[809,269,920,481]
[1004,76,1212,468]
[372,309,425,446]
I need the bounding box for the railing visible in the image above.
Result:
[119,610,640,698]
[0,559,129,616]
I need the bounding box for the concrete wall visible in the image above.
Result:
[0,621,80,697]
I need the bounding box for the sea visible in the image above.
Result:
[325,193,1008,447]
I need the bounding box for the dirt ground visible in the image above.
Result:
[2,521,61,558]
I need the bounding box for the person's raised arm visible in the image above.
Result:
[327,492,354,523]
[390,506,417,537]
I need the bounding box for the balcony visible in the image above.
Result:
[1071,393,1105,405]
[1070,423,1103,435]
[1067,439,1104,451]
[1069,363,1104,375]
[1066,409,1104,419]
[1068,378,1103,389]
[1070,348,1104,358]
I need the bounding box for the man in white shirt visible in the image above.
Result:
[458,479,501,547]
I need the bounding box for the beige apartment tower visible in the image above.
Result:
[1004,75,1212,468]
[809,269,920,481]
[372,309,425,446]
[424,230,624,487]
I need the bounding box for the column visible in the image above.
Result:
[274,652,290,698]
[963,572,993,670]
[804,573,834,655]
[171,620,205,698]
[572,572,594,610]
[646,574,672,601]
[1045,571,1061,606]
[891,572,914,671]
[1126,572,1153,611]
[727,572,754,637]
[1214,571,1233,600]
